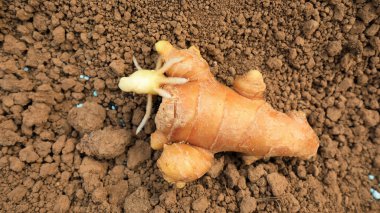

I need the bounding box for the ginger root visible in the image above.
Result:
[118,41,320,188]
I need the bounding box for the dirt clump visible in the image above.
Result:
[19,146,39,163]
[0,129,22,146]
[3,35,27,56]
[224,163,241,187]
[248,164,267,183]
[53,195,71,213]
[126,140,152,169]
[240,196,257,213]
[192,196,209,211]
[77,127,132,159]
[9,156,25,172]
[68,102,106,134]
[62,65,80,76]
[207,156,225,178]
[107,180,129,206]
[303,19,320,37]
[159,190,177,207]
[109,59,126,76]
[39,163,59,177]
[52,26,65,44]
[7,185,27,203]
[124,187,152,213]
[79,157,108,194]
[267,172,289,196]
[327,40,343,57]
[91,186,107,203]
[22,103,50,128]
[0,78,34,92]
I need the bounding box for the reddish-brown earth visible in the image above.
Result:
[0,0,379,212]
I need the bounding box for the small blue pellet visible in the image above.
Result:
[23,66,29,72]
[370,188,380,200]
[84,76,90,80]
[76,103,84,108]
[108,102,118,110]
[369,174,375,180]
[93,90,98,97]
[79,74,84,79]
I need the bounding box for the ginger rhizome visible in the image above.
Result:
[119,41,320,188]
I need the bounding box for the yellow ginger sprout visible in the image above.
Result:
[118,56,188,134]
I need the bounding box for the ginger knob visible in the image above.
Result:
[233,70,266,99]
[157,143,214,188]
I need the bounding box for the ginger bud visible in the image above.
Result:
[118,70,167,95]
[118,56,188,134]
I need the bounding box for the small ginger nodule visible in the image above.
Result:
[118,41,320,188]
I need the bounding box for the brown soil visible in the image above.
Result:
[1,0,379,212]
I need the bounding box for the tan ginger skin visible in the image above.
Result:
[119,41,320,188]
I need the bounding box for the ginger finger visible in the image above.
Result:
[155,40,175,56]
[188,45,201,56]
[150,131,167,150]
[233,69,266,100]
[157,143,214,188]
[154,41,214,81]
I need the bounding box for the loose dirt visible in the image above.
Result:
[0,0,379,212]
